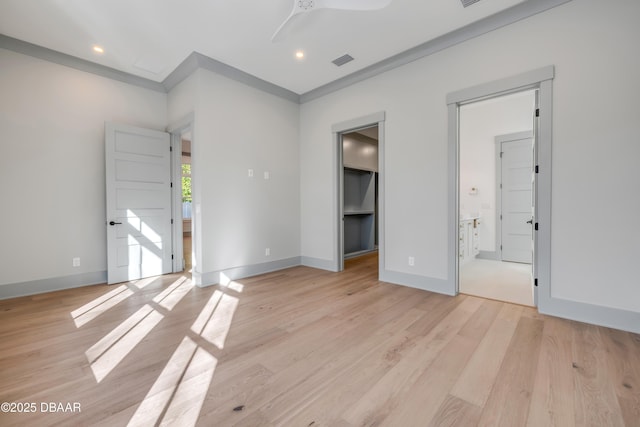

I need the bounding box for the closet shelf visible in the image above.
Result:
[343,167,376,257]
[344,210,375,216]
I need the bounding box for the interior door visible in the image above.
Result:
[531,92,539,305]
[501,137,534,264]
[105,122,173,284]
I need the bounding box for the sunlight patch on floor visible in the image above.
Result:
[131,276,159,290]
[71,285,134,328]
[127,279,243,425]
[220,272,244,293]
[153,276,194,311]
[199,293,239,349]
[87,304,164,382]
[190,290,223,335]
[73,271,244,424]
[128,336,197,426]
[160,347,217,426]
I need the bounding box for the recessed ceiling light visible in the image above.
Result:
[295,50,305,60]
[92,45,104,54]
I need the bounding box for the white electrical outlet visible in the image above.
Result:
[408,256,415,266]
[265,248,270,256]
[248,169,254,178]
[73,257,81,267]
[264,171,270,180]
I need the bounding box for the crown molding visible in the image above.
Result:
[299,0,572,103]
[0,34,166,92]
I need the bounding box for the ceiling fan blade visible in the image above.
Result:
[317,0,393,11]
[271,0,393,42]
[271,5,306,42]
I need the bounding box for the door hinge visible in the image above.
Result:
[170,182,173,188]
[534,278,538,287]
[535,165,539,173]
[535,108,540,117]
[171,254,174,260]
[500,183,502,189]
[500,214,502,220]
[171,218,174,224]
[500,245,503,250]
[170,146,173,152]
[500,152,503,158]
[535,222,539,231]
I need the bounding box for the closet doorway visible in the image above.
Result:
[458,90,537,306]
[339,125,379,271]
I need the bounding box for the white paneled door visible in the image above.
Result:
[105,123,173,284]
[501,137,534,264]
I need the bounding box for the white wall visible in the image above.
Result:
[0,48,167,288]
[460,91,534,252]
[168,71,197,128]
[300,0,640,318]
[183,69,300,284]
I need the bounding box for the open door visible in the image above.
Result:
[105,122,173,284]
[500,135,534,264]
[531,92,540,306]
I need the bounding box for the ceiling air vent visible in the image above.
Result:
[460,0,481,7]
[332,54,354,67]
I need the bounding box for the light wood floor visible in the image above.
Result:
[0,254,638,426]
[183,234,192,271]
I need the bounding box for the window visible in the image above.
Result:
[182,163,192,219]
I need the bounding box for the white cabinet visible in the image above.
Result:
[459,217,480,265]
[344,167,376,258]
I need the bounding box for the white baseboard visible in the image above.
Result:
[300,256,338,272]
[0,271,107,300]
[540,296,640,334]
[194,257,302,287]
[380,269,454,296]
[477,250,499,261]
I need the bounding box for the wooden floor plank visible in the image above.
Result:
[341,296,484,425]
[477,316,544,427]
[382,300,501,426]
[428,394,482,427]
[604,328,640,426]
[266,310,429,426]
[451,303,522,407]
[527,316,576,427]
[572,323,627,426]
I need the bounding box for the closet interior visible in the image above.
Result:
[342,127,379,259]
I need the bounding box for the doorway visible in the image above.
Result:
[180,135,193,272]
[447,66,554,309]
[341,126,379,269]
[458,90,536,306]
[333,111,385,274]
[169,120,195,275]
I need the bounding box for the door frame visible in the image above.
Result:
[332,112,385,274]
[495,130,534,263]
[168,114,194,274]
[447,66,554,311]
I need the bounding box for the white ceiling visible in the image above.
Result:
[0,0,527,95]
